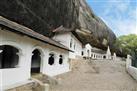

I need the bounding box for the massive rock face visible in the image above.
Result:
[78,0,116,49]
[0,0,116,50]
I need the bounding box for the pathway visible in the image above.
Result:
[51,59,137,91]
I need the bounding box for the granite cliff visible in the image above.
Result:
[0,0,116,50]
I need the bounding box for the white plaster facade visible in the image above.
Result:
[82,44,105,60]
[91,47,105,60]
[126,55,137,81]
[53,32,83,59]
[91,52,105,60]
[82,44,112,60]
[82,43,92,58]
[106,46,112,60]
[0,28,70,89]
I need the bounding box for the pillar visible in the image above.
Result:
[40,54,45,73]
[16,51,25,67]
[126,55,132,68]
[0,50,3,53]
[92,53,94,59]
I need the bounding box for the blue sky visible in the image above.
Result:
[86,0,137,36]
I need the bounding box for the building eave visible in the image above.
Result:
[0,16,72,52]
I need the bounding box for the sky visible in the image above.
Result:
[86,0,137,37]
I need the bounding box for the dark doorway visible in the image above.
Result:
[87,50,90,57]
[0,45,19,69]
[31,49,41,74]
[103,55,106,59]
[81,51,84,56]
[91,54,93,57]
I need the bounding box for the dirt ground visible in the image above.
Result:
[51,59,137,91]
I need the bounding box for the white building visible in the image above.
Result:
[0,16,71,89]
[52,27,83,59]
[82,43,92,58]
[91,47,106,60]
[82,44,105,60]
[91,46,112,60]
[82,44,112,60]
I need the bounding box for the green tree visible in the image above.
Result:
[116,34,137,67]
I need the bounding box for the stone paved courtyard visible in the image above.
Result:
[51,59,137,91]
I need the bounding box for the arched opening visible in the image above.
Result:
[81,51,84,56]
[0,45,19,69]
[31,49,41,74]
[59,55,63,65]
[94,54,96,58]
[48,53,55,65]
[91,54,93,57]
[103,55,106,59]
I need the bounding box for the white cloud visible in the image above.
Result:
[86,0,137,36]
[116,19,137,35]
[100,0,137,36]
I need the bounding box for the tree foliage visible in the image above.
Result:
[117,34,137,54]
[116,34,137,67]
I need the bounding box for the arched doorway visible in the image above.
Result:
[0,45,19,69]
[31,49,41,74]
[87,50,90,57]
[103,55,106,59]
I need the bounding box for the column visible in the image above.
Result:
[55,54,59,65]
[42,51,49,74]
[0,50,3,68]
[126,55,132,68]
[16,51,25,67]
[40,53,45,73]
[101,55,103,59]
[0,50,3,53]
[92,53,94,59]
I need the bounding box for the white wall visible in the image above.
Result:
[42,46,70,76]
[0,28,70,89]
[53,32,70,48]
[83,44,92,57]
[126,55,137,81]
[53,32,83,59]
[72,34,82,56]
[0,70,2,91]
[127,66,137,81]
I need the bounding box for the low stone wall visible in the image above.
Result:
[127,66,137,81]
[126,55,137,81]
